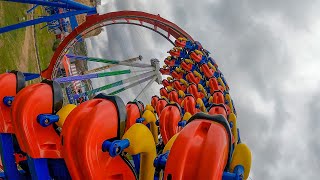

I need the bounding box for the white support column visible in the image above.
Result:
[134,75,157,101]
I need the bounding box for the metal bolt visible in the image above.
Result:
[44,119,50,125]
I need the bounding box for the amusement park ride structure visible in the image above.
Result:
[0,0,96,34]
[0,0,252,180]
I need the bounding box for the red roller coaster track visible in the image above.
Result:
[41,11,194,79]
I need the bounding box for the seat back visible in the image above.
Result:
[11,81,63,158]
[0,72,25,133]
[155,99,167,116]
[182,95,197,115]
[164,113,231,180]
[159,104,182,144]
[61,95,136,179]
[168,91,181,105]
[151,95,159,109]
[125,102,142,132]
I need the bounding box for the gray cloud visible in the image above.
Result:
[307,89,320,172]
[85,0,319,179]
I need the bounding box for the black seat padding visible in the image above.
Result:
[41,79,63,114]
[10,70,26,93]
[207,103,228,113]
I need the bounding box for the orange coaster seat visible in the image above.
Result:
[159,103,182,144]
[0,71,25,133]
[164,113,232,180]
[182,95,197,115]
[125,101,143,132]
[155,98,168,116]
[11,80,63,159]
[61,94,137,180]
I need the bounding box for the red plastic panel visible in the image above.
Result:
[187,84,204,100]
[200,64,215,78]
[125,103,141,132]
[182,96,197,115]
[164,120,229,180]
[180,61,193,72]
[212,91,224,104]
[186,73,201,85]
[168,91,181,105]
[151,96,159,109]
[160,68,171,75]
[169,49,182,58]
[209,105,228,120]
[11,83,61,158]
[164,58,176,67]
[0,73,17,133]
[160,87,168,98]
[159,105,181,144]
[61,99,136,179]
[173,80,186,92]
[155,99,168,116]
[175,38,187,47]
[208,78,224,93]
[162,79,172,88]
[171,71,183,80]
[190,51,203,63]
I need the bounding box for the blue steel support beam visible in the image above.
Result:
[27,157,50,179]
[69,14,78,30]
[0,9,96,34]
[59,0,93,10]
[0,134,25,179]
[4,0,94,10]
[23,72,40,81]
[26,4,39,14]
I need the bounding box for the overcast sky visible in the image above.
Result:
[84,0,320,179]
